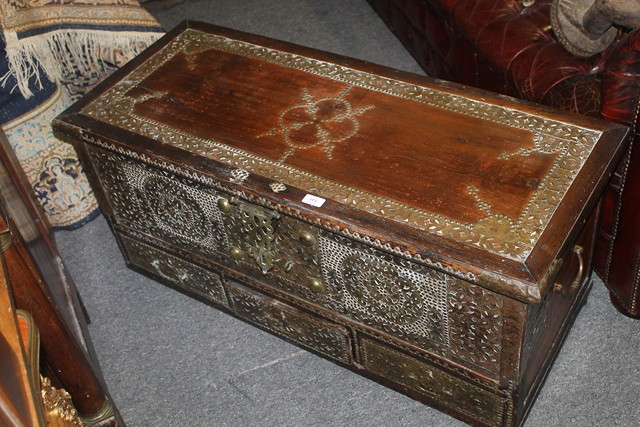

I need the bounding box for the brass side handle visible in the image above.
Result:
[570,245,585,291]
[553,245,584,295]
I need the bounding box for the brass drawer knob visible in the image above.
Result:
[309,278,324,293]
[229,247,244,259]
[218,197,233,213]
[300,230,315,246]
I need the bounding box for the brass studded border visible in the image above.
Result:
[82,28,601,261]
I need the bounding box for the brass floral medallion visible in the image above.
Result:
[260,85,374,163]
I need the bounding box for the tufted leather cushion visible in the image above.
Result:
[369,0,640,317]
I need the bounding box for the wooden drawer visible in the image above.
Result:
[118,232,228,307]
[361,338,508,426]
[226,282,352,365]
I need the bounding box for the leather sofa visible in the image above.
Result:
[367,0,640,318]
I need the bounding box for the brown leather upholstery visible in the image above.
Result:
[368,0,640,317]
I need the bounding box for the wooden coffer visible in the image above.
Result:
[53,22,628,426]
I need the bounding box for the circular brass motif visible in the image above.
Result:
[262,86,374,163]
[341,255,423,324]
[144,176,208,240]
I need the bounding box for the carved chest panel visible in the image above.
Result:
[53,22,628,426]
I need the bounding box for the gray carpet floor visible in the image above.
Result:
[55,0,639,425]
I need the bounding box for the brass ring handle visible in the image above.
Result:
[570,245,585,291]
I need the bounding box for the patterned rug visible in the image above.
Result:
[0,0,164,229]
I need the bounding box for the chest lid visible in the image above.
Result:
[54,22,627,302]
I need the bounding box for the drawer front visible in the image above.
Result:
[227,283,352,365]
[89,146,504,377]
[361,338,506,427]
[119,233,228,307]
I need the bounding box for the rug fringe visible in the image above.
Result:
[2,29,161,98]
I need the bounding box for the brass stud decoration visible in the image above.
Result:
[309,278,324,293]
[299,230,315,246]
[218,197,233,213]
[230,247,244,259]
